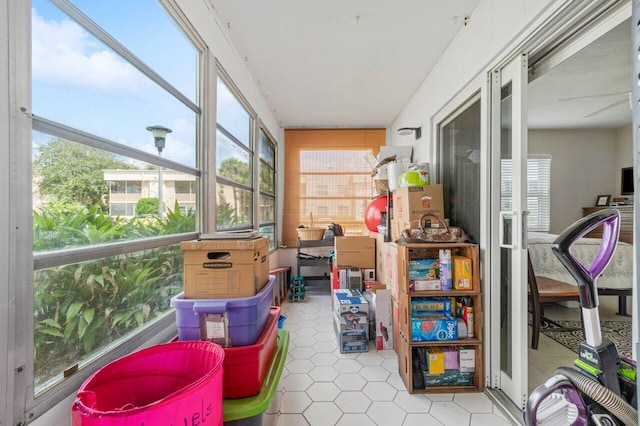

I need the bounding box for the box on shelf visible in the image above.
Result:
[411,314,458,342]
[372,289,394,350]
[453,256,473,290]
[393,185,444,222]
[458,346,476,373]
[423,370,474,387]
[426,347,444,374]
[442,346,459,370]
[171,275,275,347]
[181,237,270,299]
[222,306,279,399]
[333,288,369,316]
[411,297,453,315]
[334,312,369,353]
[334,236,375,269]
[410,279,441,291]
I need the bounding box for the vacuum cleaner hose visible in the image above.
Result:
[556,367,637,425]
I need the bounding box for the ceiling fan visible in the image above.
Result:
[558,91,631,118]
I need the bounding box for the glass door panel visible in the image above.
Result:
[490,53,529,409]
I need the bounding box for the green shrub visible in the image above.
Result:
[33,201,194,387]
[136,198,159,216]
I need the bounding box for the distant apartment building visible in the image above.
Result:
[103,169,196,217]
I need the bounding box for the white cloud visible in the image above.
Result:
[32,8,146,95]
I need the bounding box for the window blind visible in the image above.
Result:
[501,156,551,232]
[283,129,385,247]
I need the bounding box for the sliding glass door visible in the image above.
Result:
[490,53,529,408]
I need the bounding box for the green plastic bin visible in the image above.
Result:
[223,330,290,425]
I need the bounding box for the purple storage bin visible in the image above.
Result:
[172,275,275,347]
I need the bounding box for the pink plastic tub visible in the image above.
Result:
[71,341,224,426]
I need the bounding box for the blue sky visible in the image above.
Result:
[31,0,201,168]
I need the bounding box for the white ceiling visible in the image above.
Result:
[210,1,631,131]
[528,19,632,130]
[210,0,482,128]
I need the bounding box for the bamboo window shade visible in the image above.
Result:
[282,129,385,247]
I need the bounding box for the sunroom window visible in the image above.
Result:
[259,128,277,249]
[216,74,255,230]
[30,0,201,407]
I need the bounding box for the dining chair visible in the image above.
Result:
[527,250,582,349]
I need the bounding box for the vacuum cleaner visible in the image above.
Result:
[524,209,637,426]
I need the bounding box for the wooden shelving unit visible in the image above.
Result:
[395,242,483,394]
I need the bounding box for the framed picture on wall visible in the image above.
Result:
[595,195,611,206]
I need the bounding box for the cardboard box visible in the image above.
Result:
[392,298,400,355]
[453,256,473,290]
[373,289,394,350]
[411,279,441,291]
[334,236,375,269]
[426,347,445,374]
[442,346,459,370]
[333,289,369,316]
[334,312,369,353]
[458,346,476,373]
[411,297,452,314]
[181,237,270,299]
[411,314,458,342]
[393,185,444,222]
[370,232,386,283]
[384,243,399,301]
[423,370,474,387]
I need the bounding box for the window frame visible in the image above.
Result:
[215,67,257,232]
[21,0,206,419]
[258,124,278,249]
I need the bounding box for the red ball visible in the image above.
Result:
[364,195,390,232]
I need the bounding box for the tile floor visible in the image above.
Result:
[262,293,515,426]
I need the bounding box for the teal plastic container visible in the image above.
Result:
[222,330,290,425]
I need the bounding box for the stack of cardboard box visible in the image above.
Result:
[391,184,445,241]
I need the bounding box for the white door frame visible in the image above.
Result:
[489,53,529,409]
[431,74,492,389]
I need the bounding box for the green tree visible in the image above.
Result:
[218,158,251,224]
[218,157,250,184]
[136,198,159,216]
[34,138,135,207]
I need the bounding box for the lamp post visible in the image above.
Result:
[146,125,172,218]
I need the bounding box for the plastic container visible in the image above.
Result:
[223,329,290,425]
[439,249,452,290]
[387,161,409,192]
[223,306,280,399]
[72,341,224,426]
[171,275,275,347]
[277,314,287,329]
